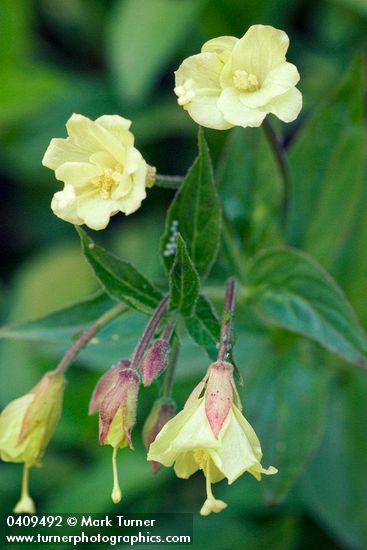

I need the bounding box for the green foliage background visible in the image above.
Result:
[0,1,366,549]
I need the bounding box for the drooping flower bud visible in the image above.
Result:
[141,322,174,387]
[141,340,169,387]
[89,360,140,503]
[142,397,176,472]
[0,370,65,513]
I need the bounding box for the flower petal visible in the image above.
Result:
[76,195,118,230]
[42,138,89,170]
[202,36,238,62]
[148,400,203,467]
[66,114,125,164]
[210,406,263,484]
[51,184,83,225]
[232,25,290,82]
[175,52,223,92]
[174,451,200,478]
[262,62,300,97]
[218,88,266,128]
[186,96,233,130]
[55,162,102,186]
[95,115,134,149]
[266,87,303,123]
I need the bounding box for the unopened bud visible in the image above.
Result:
[0,371,64,467]
[141,339,169,386]
[143,397,176,472]
[89,360,130,416]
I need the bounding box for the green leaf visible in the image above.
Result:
[77,227,162,314]
[245,338,331,503]
[169,234,200,317]
[161,128,221,280]
[107,0,206,104]
[0,292,118,342]
[185,295,220,360]
[301,369,367,549]
[288,57,365,261]
[247,248,367,367]
[216,127,282,252]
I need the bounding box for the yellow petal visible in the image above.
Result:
[217,88,266,128]
[173,451,200,479]
[202,36,238,62]
[42,138,89,170]
[232,25,289,82]
[95,115,134,149]
[211,406,262,484]
[66,114,124,164]
[148,399,218,467]
[55,162,102,186]
[103,409,129,449]
[266,87,303,123]
[186,96,233,130]
[51,184,83,225]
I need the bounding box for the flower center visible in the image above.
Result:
[233,69,259,92]
[91,166,122,200]
[174,79,196,106]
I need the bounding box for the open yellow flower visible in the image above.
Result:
[42,114,155,230]
[174,24,302,129]
[0,371,64,513]
[148,362,276,515]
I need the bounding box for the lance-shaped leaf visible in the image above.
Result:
[169,234,200,318]
[0,292,119,343]
[77,227,162,314]
[185,295,220,360]
[161,128,221,280]
[247,248,367,367]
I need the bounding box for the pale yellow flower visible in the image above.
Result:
[42,114,155,230]
[174,24,302,129]
[0,371,64,513]
[148,397,276,515]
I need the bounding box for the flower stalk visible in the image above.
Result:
[55,302,126,375]
[218,278,237,362]
[129,296,169,371]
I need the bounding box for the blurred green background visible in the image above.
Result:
[0,1,366,549]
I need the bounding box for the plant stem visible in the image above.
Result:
[162,335,180,398]
[129,296,169,371]
[263,118,291,233]
[55,302,126,374]
[218,278,237,362]
[222,215,246,281]
[155,174,184,190]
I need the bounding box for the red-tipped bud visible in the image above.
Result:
[204,361,234,438]
[88,361,139,449]
[88,360,130,416]
[142,397,176,472]
[141,339,169,386]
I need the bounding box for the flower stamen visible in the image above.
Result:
[232,69,259,92]
[174,79,196,106]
